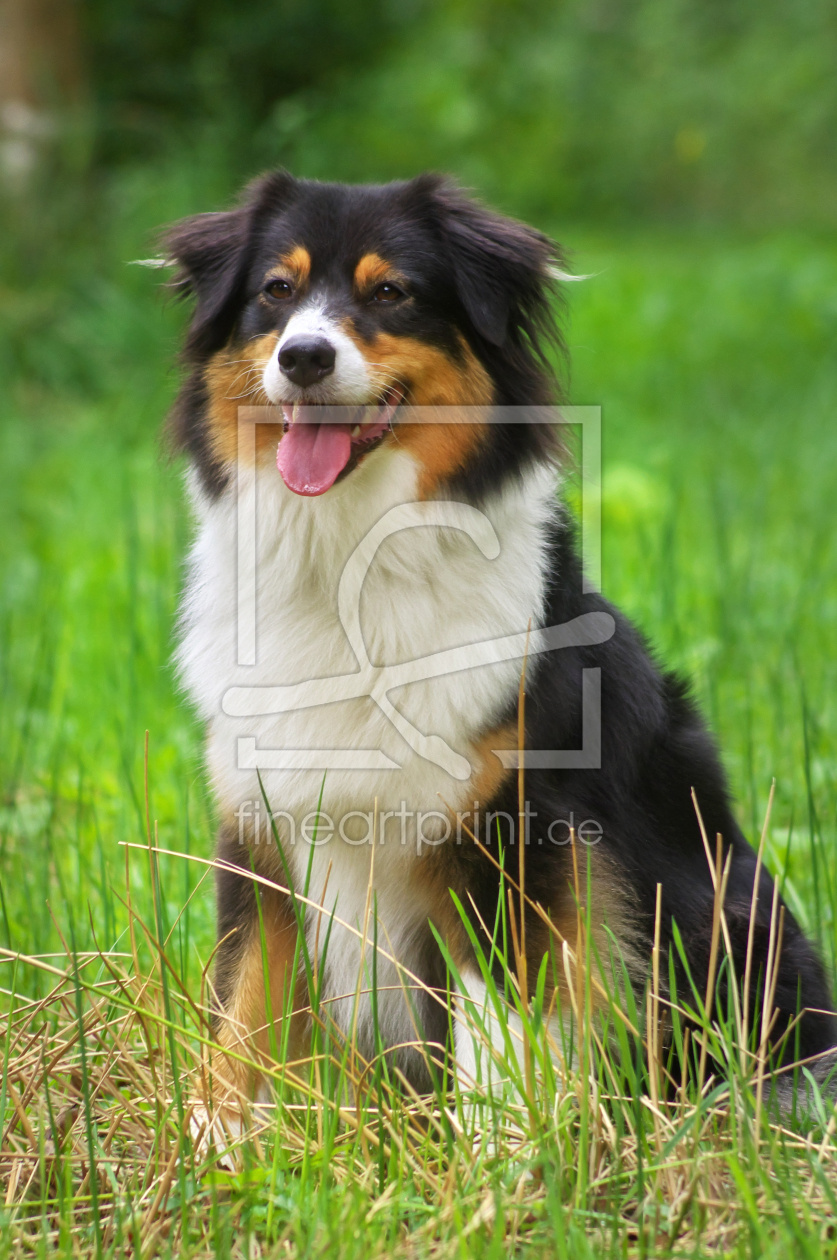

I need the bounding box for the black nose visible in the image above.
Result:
[278,337,336,388]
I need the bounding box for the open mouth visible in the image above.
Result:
[276,386,404,496]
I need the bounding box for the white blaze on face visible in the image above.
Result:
[262,302,373,405]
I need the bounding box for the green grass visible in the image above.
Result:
[2,184,837,1255]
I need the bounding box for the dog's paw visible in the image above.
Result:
[189,1097,275,1171]
[189,1102,246,1171]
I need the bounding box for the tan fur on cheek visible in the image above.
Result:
[342,328,496,498]
[204,335,282,469]
[401,421,487,500]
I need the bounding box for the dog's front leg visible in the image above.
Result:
[453,970,532,1117]
[194,828,306,1156]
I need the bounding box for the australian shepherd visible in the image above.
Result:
[162,171,835,1111]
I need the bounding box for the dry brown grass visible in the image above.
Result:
[3,807,837,1258]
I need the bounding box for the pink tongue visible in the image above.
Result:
[277,421,353,496]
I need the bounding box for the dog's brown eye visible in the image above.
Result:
[265,279,294,300]
[370,282,403,303]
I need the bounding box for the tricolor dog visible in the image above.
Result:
[163,171,835,1109]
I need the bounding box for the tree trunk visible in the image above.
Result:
[0,0,85,187]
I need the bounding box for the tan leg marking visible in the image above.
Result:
[211,879,307,1108]
[418,719,644,1021]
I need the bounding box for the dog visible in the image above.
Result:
[163,170,835,1111]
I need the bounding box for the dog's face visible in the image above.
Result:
[166,172,564,499]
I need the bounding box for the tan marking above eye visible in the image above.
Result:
[354,252,406,295]
[279,245,311,283]
[262,245,311,295]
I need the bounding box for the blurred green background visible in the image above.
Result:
[1,0,836,982]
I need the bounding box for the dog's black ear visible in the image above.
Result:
[410,175,564,358]
[163,209,251,357]
[162,170,298,359]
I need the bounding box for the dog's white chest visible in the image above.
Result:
[179,448,554,815]
[177,445,556,1043]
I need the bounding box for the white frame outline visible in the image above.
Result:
[232,406,605,775]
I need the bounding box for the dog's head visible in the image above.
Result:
[164,172,566,500]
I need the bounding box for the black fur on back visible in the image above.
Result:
[467,516,836,1069]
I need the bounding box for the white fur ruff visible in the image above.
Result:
[177,440,558,1055]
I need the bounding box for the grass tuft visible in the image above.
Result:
[2,782,837,1257]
